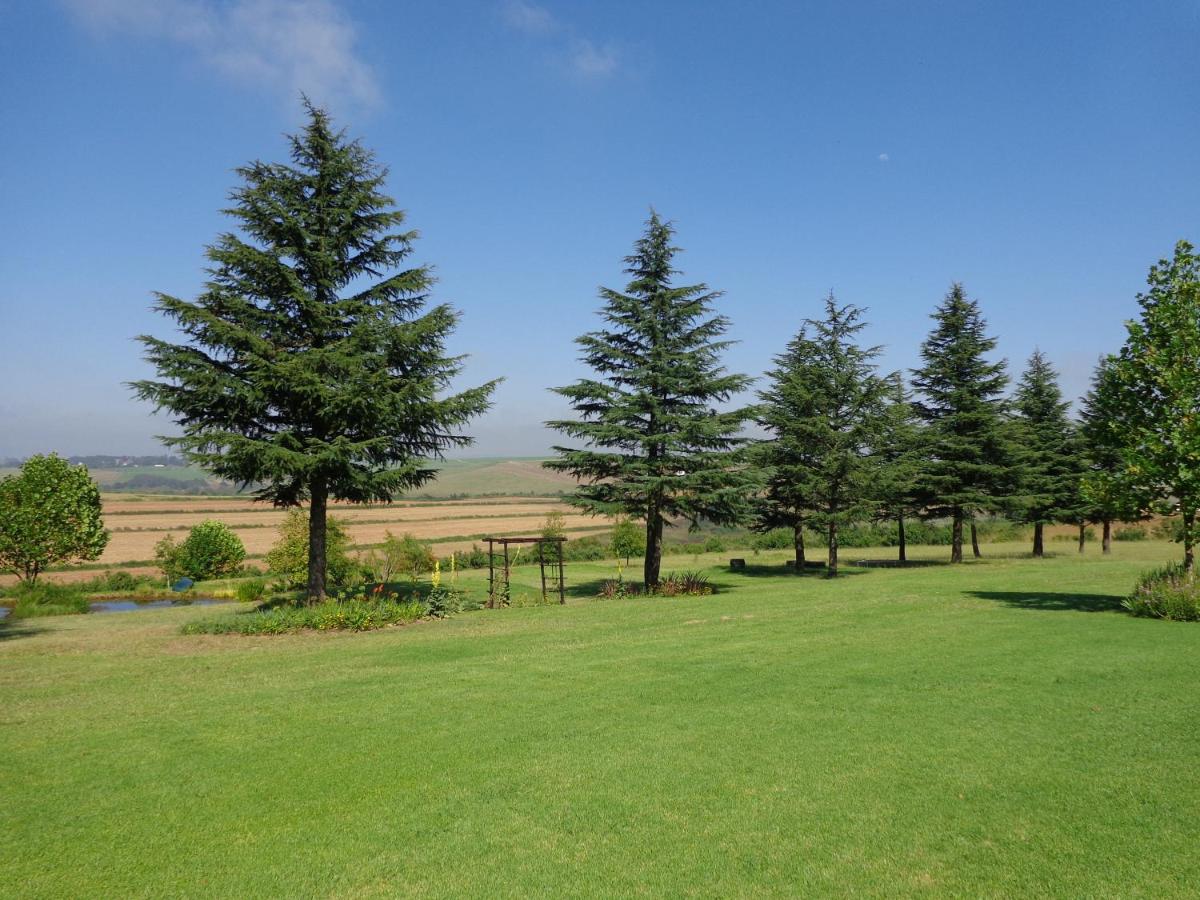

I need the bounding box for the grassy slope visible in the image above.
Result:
[2,541,1198,897]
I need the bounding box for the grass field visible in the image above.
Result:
[3,540,1198,896]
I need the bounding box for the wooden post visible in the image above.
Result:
[558,539,565,604]
[487,538,494,609]
[539,541,547,601]
[503,540,510,607]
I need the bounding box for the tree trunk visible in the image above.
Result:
[971,520,982,558]
[1077,522,1086,554]
[793,520,806,572]
[1032,523,1044,558]
[897,515,907,564]
[827,520,839,578]
[1183,507,1195,577]
[644,506,663,589]
[951,509,964,563]
[1102,520,1112,555]
[306,478,328,604]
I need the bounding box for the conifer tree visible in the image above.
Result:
[751,438,813,572]
[911,284,1014,563]
[546,212,755,588]
[1109,240,1200,573]
[872,376,925,564]
[1011,350,1084,557]
[757,296,891,576]
[1078,355,1144,553]
[132,102,497,601]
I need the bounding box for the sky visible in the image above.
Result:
[1,0,1198,459]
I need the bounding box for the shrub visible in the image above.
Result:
[1153,517,1183,541]
[653,571,714,597]
[361,532,436,585]
[561,537,606,562]
[265,510,354,589]
[1053,528,1095,542]
[1125,564,1200,621]
[9,582,90,618]
[703,537,726,553]
[751,528,794,550]
[236,579,267,603]
[424,586,470,617]
[156,521,246,582]
[181,598,427,635]
[1114,526,1148,541]
[597,578,641,600]
[460,544,490,568]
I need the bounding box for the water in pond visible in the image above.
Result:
[89,599,232,614]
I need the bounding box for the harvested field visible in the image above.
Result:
[1,494,610,584]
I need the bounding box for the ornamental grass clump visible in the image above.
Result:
[1125,564,1200,621]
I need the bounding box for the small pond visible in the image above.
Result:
[0,599,234,620]
[90,599,233,614]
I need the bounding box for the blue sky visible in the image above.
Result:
[1,0,1198,458]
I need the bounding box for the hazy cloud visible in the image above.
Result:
[501,1,619,79]
[62,0,380,110]
[502,0,555,35]
[878,152,890,162]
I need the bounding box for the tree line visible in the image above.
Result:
[116,103,1199,600]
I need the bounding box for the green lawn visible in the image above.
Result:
[2,541,1198,897]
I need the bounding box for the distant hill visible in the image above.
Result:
[0,457,577,498]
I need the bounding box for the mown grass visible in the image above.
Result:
[2,541,1198,897]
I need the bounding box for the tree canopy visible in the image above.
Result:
[132,100,496,600]
[911,284,1014,562]
[545,211,755,587]
[0,454,109,585]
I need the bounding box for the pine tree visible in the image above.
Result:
[911,284,1014,563]
[545,212,755,588]
[1109,240,1200,573]
[872,376,925,564]
[1010,350,1084,557]
[756,296,891,577]
[132,101,497,601]
[751,438,813,572]
[1078,355,1145,553]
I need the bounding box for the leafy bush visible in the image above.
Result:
[751,528,795,550]
[1114,526,1148,541]
[181,598,427,635]
[424,586,471,617]
[361,532,436,584]
[1125,564,1200,621]
[703,537,726,553]
[236,579,267,603]
[598,578,640,599]
[561,537,606,562]
[459,544,490,568]
[9,582,90,618]
[156,520,246,581]
[265,510,354,589]
[1153,518,1183,541]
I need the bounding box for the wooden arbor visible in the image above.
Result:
[485,536,566,608]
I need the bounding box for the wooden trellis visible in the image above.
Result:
[485,536,567,608]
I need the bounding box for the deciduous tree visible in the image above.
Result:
[0,454,108,585]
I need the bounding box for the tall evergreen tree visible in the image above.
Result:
[757,296,891,577]
[132,102,497,601]
[1109,240,1200,573]
[911,284,1013,563]
[751,438,814,572]
[1011,350,1084,557]
[872,375,926,564]
[545,212,755,588]
[1078,355,1145,553]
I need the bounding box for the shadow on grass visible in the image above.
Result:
[968,590,1126,613]
[0,619,48,641]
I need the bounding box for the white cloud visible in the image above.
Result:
[568,38,618,79]
[62,0,380,110]
[500,1,618,80]
[878,153,890,162]
[502,0,556,35]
